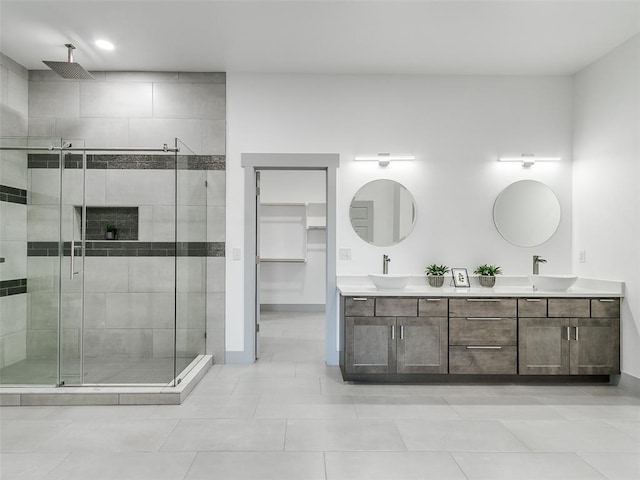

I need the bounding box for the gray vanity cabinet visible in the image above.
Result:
[519,298,620,375]
[341,294,620,381]
[342,297,447,377]
[449,298,517,374]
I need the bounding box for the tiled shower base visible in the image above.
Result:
[0,354,212,406]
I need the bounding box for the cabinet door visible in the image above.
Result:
[345,317,396,374]
[570,318,620,375]
[397,317,448,374]
[519,318,570,375]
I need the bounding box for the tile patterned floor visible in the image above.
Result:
[1,310,639,479]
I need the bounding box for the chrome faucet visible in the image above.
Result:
[533,255,547,274]
[383,254,391,274]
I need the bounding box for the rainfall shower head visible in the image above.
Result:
[43,44,94,80]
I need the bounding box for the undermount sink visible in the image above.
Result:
[369,274,411,290]
[528,274,578,291]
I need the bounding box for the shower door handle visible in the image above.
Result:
[70,240,79,279]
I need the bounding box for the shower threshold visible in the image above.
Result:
[0,355,212,406]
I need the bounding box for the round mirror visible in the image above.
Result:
[349,179,417,247]
[493,180,561,247]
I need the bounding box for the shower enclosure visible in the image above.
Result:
[0,136,207,387]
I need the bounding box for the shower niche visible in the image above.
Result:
[76,206,140,240]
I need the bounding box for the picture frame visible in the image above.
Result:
[452,268,470,287]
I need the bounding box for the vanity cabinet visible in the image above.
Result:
[340,294,620,382]
[449,298,517,374]
[519,298,620,375]
[342,297,448,377]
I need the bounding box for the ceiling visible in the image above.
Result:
[1,1,639,76]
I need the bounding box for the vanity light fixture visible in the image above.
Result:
[498,154,561,168]
[354,153,415,166]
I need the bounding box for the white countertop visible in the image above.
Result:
[337,275,624,298]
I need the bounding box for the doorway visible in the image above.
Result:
[241,154,339,365]
[257,170,326,361]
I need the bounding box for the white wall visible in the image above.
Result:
[227,73,574,355]
[572,35,640,382]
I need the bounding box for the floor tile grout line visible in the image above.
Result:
[575,451,622,480]
[177,451,199,480]
[447,451,473,480]
[155,417,183,453]
[390,418,410,452]
[322,450,329,480]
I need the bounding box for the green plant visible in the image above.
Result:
[105,224,117,232]
[474,264,502,276]
[425,264,450,276]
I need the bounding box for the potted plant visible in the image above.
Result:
[104,224,118,240]
[474,264,502,287]
[425,264,450,287]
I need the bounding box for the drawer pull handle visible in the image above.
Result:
[425,298,442,302]
[525,299,541,302]
[466,346,502,350]
[598,299,615,303]
[352,297,368,301]
[466,299,501,302]
[466,317,503,321]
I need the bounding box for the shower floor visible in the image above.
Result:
[0,356,195,386]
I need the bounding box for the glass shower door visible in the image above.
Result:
[59,142,85,385]
[175,139,207,381]
[0,136,62,385]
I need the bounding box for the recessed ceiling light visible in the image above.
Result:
[95,40,115,51]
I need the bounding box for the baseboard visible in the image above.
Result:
[260,304,325,312]
[613,372,640,395]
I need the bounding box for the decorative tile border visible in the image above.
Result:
[27,241,225,257]
[28,154,225,170]
[0,185,27,204]
[0,278,27,297]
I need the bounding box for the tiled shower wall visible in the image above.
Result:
[1,61,226,369]
[28,69,226,364]
[0,53,29,369]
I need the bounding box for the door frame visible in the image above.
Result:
[241,153,339,365]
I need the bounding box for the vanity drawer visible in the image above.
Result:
[345,297,375,317]
[449,298,516,318]
[518,298,547,317]
[449,346,517,375]
[449,317,517,345]
[548,298,590,318]
[591,298,620,318]
[418,298,448,317]
[376,298,418,317]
